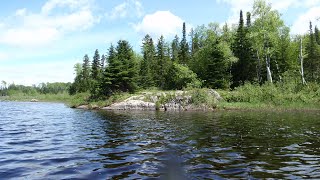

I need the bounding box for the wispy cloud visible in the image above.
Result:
[0,0,99,48]
[106,0,144,20]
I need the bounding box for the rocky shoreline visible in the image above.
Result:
[76,89,222,111]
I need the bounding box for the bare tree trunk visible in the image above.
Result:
[266,47,273,83]
[299,38,307,85]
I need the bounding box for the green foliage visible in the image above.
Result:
[192,34,235,89]
[223,72,320,108]
[165,63,202,90]
[179,22,190,64]
[305,22,320,82]
[80,54,91,92]
[139,34,156,89]
[65,0,320,110]
[188,88,217,108]
[171,35,180,62]
[231,10,256,87]
[102,40,138,96]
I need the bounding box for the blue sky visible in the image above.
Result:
[0,0,319,85]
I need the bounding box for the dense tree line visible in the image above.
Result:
[69,0,320,99]
[0,81,71,96]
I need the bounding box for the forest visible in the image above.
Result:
[1,0,320,109]
[68,0,320,102]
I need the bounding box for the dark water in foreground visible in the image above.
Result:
[0,102,320,179]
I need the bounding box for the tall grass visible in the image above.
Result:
[219,74,320,109]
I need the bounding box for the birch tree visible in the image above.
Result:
[251,0,286,83]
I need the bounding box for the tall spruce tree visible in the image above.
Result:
[246,12,251,27]
[91,49,101,80]
[305,22,320,82]
[139,34,155,88]
[171,35,180,62]
[102,44,120,96]
[179,22,190,65]
[101,54,106,69]
[231,10,256,87]
[306,22,318,81]
[155,36,171,89]
[80,54,91,92]
[90,49,102,98]
[315,26,320,45]
[116,40,138,93]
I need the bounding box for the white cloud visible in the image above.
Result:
[107,0,144,20]
[0,52,9,61]
[291,6,320,34]
[41,0,92,14]
[15,8,27,16]
[133,11,186,38]
[0,0,98,48]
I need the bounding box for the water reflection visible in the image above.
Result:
[0,102,320,179]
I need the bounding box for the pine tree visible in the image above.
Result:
[246,12,251,27]
[179,22,190,65]
[305,22,319,81]
[116,40,138,93]
[102,44,120,96]
[171,35,180,62]
[91,49,101,81]
[190,29,200,56]
[90,49,102,98]
[155,36,171,89]
[80,54,91,92]
[315,26,320,45]
[231,10,256,87]
[139,34,155,88]
[101,54,106,69]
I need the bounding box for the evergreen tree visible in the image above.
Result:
[246,12,251,27]
[101,44,120,96]
[90,49,102,98]
[80,54,91,92]
[179,22,190,64]
[231,10,256,87]
[116,40,138,93]
[155,36,171,89]
[139,34,155,88]
[91,49,101,81]
[101,54,106,69]
[191,29,200,56]
[305,22,320,82]
[171,35,180,62]
[69,63,83,95]
[315,26,320,45]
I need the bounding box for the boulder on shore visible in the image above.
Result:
[30,99,39,102]
[102,89,222,111]
[102,100,155,110]
[77,105,89,110]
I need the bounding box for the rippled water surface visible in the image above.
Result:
[0,102,320,179]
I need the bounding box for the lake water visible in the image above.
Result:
[0,102,320,179]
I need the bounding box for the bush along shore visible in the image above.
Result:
[69,83,320,111]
